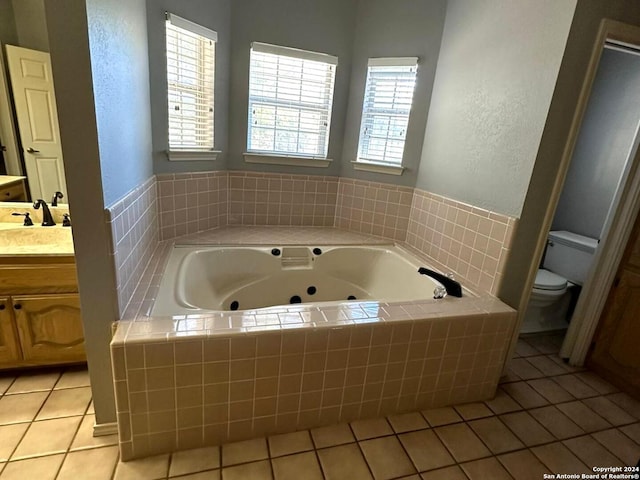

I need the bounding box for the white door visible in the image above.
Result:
[5,45,67,203]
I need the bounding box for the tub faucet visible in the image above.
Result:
[33,199,56,226]
[418,267,463,297]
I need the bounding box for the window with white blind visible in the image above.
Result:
[246,42,337,164]
[356,57,418,171]
[165,13,216,158]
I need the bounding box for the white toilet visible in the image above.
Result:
[522,231,599,334]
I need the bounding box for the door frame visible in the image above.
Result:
[522,19,640,364]
[0,43,22,176]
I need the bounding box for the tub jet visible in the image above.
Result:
[348,295,356,300]
[290,295,302,304]
[230,300,239,310]
[307,286,317,295]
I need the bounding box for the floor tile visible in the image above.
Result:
[555,401,611,433]
[360,436,416,480]
[574,372,618,395]
[70,414,119,451]
[87,401,95,415]
[454,402,493,421]
[57,445,119,480]
[0,392,48,425]
[317,443,373,480]
[484,389,522,415]
[607,392,640,420]
[54,368,91,390]
[552,375,599,399]
[498,449,551,480]
[0,453,64,480]
[310,423,354,448]
[175,471,220,480]
[582,396,637,426]
[113,453,170,480]
[531,442,591,474]
[460,457,511,480]
[420,465,468,480]
[526,355,569,376]
[387,412,428,433]
[527,378,575,403]
[221,460,272,480]
[268,431,313,457]
[272,451,323,480]
[36,386,92,420]
[468,417,524,454]
[499,411,554,447]
[524,335,563,354]
[222,437,268,466]
[592,428,640,466]
[515,339,541,357]
[12,416,82,459]
[421,407,462,427]
[563,435,624,468]
[5,371,60,394]
[350,417,393,440]
[169,445,220,477]
[0,375,15,395]
[545,354,583,373]
[507,358,544,380]
[620,422,640,444]
[434,423,491,463]
[501,382,549,409]
[529,406,585,440]
[0,423,29,461]
[399,429,455,472]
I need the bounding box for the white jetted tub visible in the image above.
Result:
[152,244,465,314]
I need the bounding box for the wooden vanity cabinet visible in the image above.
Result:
[0,256,86,369]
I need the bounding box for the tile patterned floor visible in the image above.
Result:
[0,334,639,479]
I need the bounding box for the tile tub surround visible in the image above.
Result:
[406,188,517,295]
[106,176,159,317]
[335,177,414,242]
[156,171,228,241]
[227,171,338,227]
[111,298,516,460]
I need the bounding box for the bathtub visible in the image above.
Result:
[152,244,459,315]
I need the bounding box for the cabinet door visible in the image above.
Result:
[0,296,21,364]
[13,294,86,363]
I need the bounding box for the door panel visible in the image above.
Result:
[13,294,85,363]
[0,296,21,364]
[5,45,67,202]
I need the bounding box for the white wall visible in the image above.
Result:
[416,0,576,217]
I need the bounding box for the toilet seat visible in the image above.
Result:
[534,269,567,291]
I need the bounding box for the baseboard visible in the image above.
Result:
[93,422,118,437]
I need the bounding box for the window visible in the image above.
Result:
[165,13,216,156]
[356,57,418,170]
[246,42,338,162]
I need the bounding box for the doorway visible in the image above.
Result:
[518,20,640,369]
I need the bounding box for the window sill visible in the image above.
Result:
[243,153,332,168]
[166,150,221,162]
[352,160,405,176]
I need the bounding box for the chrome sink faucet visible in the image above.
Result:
[33,199,56,226]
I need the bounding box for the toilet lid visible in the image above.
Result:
[534,269,567,291]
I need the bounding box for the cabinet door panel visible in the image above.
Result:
[0,296,21,364]
[13,294,85,362]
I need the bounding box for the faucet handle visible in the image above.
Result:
[51,191,64,207]
[62,213,71,227]
[12,212,33,226]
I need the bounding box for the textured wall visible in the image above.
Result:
[147,0,231,175]
[86,0,153,207]
[340,0,446,187]
[11,0,49,51]
[0,0,17,45]
[416,0,576,217]
[552,48,640,240]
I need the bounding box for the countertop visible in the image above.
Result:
[0,176,26,188]
[0,222,74,256]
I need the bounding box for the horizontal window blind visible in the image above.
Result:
[357,57,418,165]
[247,42,337,159]
[166,13,216,151]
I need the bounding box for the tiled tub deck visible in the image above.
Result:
[110,227,517,460]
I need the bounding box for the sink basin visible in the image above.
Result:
[0,224,74,255]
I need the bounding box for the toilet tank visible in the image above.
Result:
[543,231,599,285]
